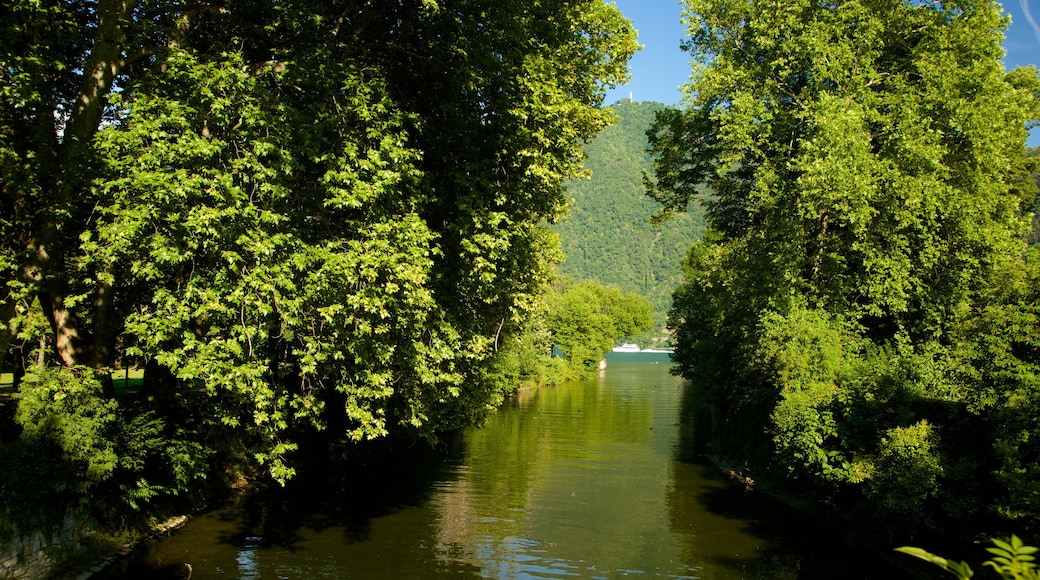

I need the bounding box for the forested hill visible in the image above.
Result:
[554,100,705,327]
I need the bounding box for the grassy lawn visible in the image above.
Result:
[0,369,146,389]
[112,368,146,391]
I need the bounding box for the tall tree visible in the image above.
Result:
[1,0,637,481]
[649,0,1040,537]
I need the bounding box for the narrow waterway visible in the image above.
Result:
[100,354,910,579]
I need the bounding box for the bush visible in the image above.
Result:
[0,366,214,527]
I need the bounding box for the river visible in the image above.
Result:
[99,354,911,579]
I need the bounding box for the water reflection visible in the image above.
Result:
[234,536,261,579]
[102,356,910,579]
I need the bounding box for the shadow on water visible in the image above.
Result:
[100,435,486,579]
[246,439,465,542]
[670,380,919,580]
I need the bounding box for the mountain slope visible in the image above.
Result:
[554,100,705,327]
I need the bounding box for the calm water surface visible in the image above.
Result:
[102,355,909,579]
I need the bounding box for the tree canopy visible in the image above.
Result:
[481,276,655,390]
[649,0,1040,538]
[549,278,654,375]
[0,0,637,497]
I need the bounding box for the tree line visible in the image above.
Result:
[649,0,1040,547]
[0,0,640,528]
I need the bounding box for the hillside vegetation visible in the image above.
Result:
[555,100,705,328]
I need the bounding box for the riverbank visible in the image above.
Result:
[698,450,935,579]
[70,516,191,580]
[0,511,190,580]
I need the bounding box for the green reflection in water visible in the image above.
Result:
[101,357,908,579]
[438,358,766,579]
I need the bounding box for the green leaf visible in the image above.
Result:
[895,547,974,579]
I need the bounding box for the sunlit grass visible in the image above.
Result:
[0,369,145,388]
[112,368,145,390]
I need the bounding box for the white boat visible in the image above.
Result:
[611,343,641,353]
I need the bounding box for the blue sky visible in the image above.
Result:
[604,0,1040,146]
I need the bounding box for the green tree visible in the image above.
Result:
[649,0,1040,537]
[476,275,653,390]
[1024,147,1040,244]
[550,279,653,377]
[1,0,637,489]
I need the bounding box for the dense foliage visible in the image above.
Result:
[555,100,705,329]
[479,277,654,391]
[548,278,654,376]
[1025,147,1040,243]
[649,0,1040,540]
[0,0,637,519]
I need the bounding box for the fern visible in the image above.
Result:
[985,536,1039,579]
[897,536,1039,580]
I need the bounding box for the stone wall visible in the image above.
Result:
[0,513,190,580]
[0,510,94,580]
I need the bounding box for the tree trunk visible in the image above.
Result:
[143,358,178,404]
[28,0,137,369]
[0,297,17,374]
[90,277,118,371]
